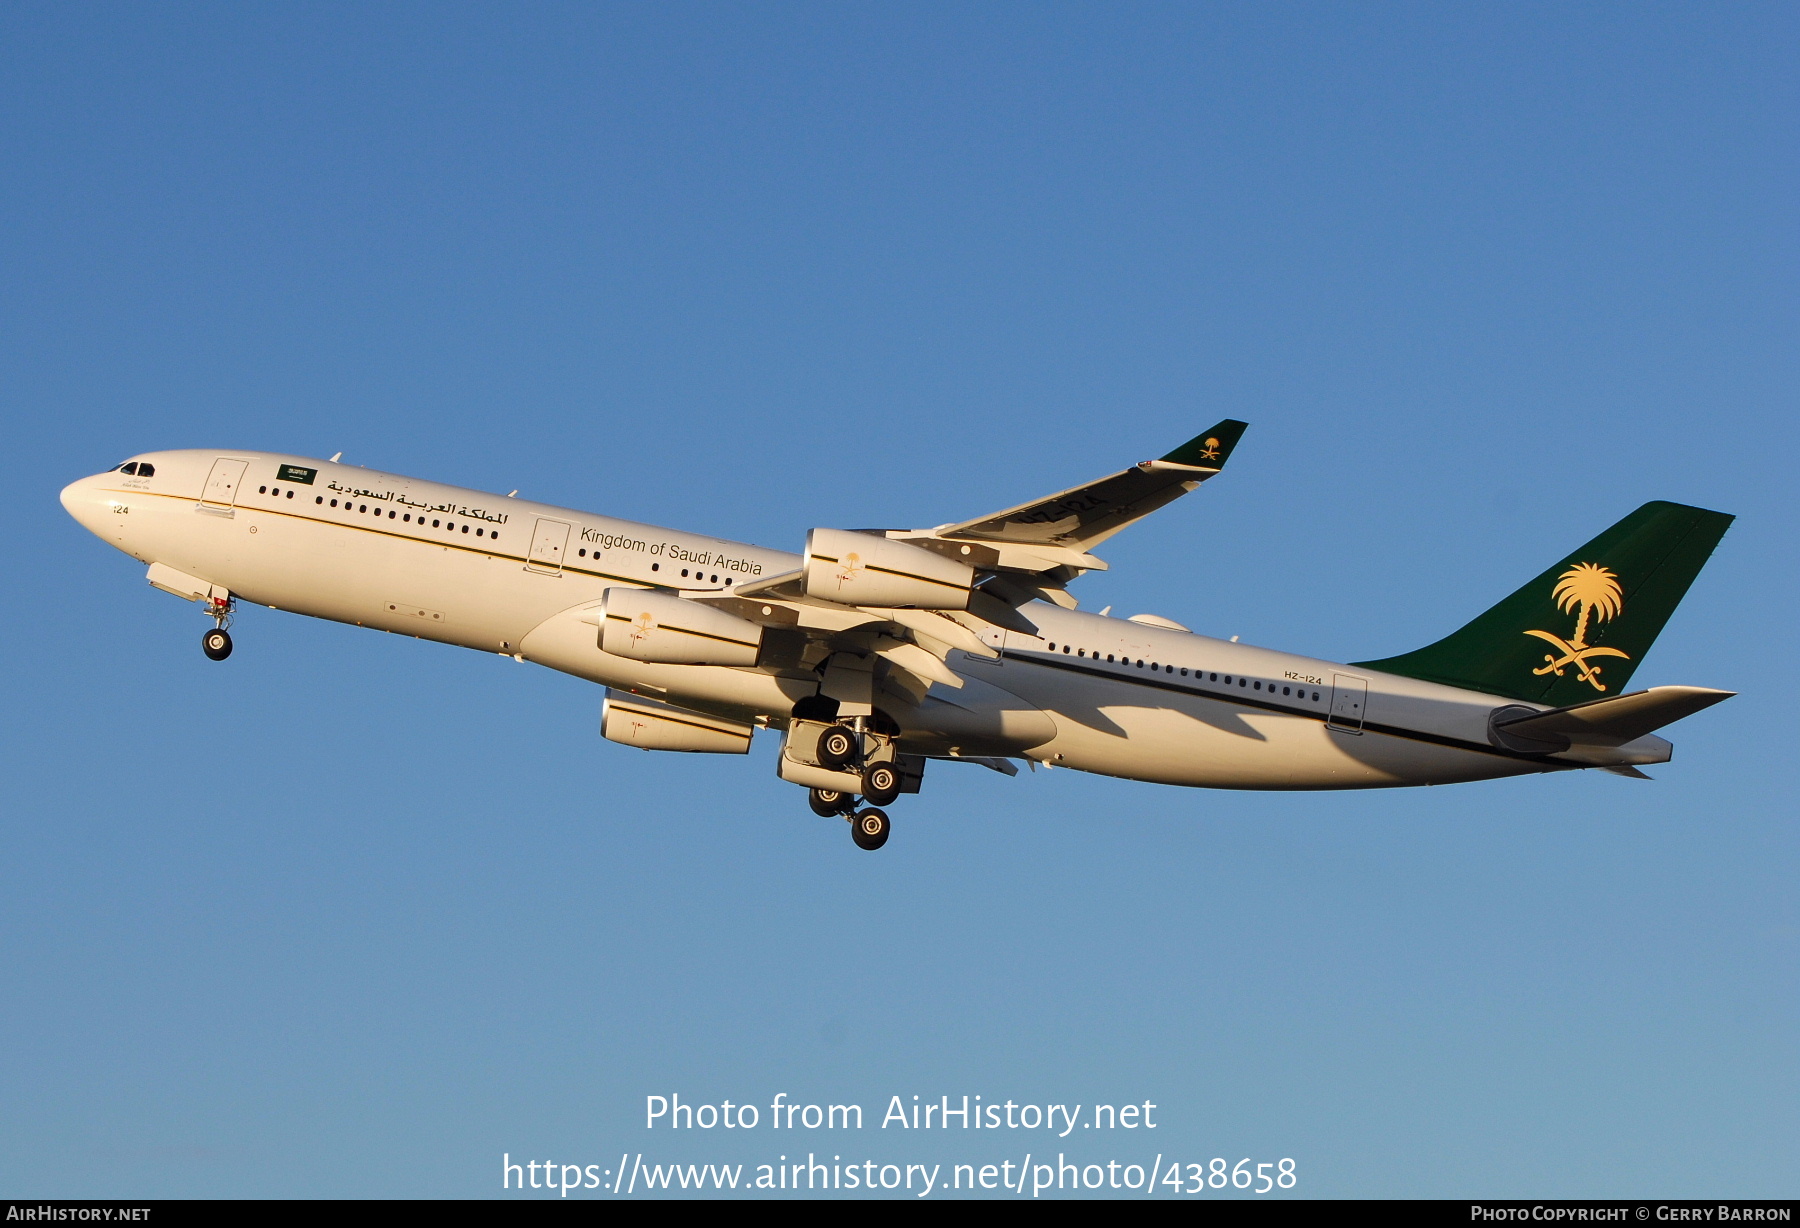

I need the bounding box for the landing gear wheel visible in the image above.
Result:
[809,788,855,818]
[817,725,858,771]
[861,763,901,807]
[202,628,233,661]
[850,808,890,851]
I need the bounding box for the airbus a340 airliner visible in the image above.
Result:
[62,424,1734,850]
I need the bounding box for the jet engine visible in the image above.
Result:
[598,587,763,666]
[802,528,975,610]
[601,690,754,754]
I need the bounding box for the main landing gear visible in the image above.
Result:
[808,787,855,818]
[850,807,890,851]
[809,786,891,851]
[860,762,901,808]
[787,702,914,852]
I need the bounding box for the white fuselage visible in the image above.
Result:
[61,449,1672,791]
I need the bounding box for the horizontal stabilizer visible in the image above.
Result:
[1493,686,1733,750]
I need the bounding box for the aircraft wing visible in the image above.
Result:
[924,419,1248,553]
[688,421,1249,702]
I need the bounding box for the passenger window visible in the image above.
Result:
[286,490,294,499]
[1312,691,1320,701]
[1239,678,1247,687]
[681,569,689,577]
[430,519,438,526]
[359,504,367,513]
[315,496,323,504]
[491,533,499,542]
[652,563,660,571]
[1223,675,1231,684]
[259,485,268,494]
[388,510,396,519]
[476,528,484,536]
[461,525,469,533]
[1254,680,1261,690]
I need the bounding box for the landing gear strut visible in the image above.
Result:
[850,808,890,851]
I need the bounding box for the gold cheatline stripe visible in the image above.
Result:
[109,488,667,589]
[807,553,968,591]
[602,612,758,650]
[1012,651,1570,766]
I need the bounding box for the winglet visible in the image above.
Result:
[1159,420,1249,469]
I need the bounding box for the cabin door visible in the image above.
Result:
[526,518,572,574]
[200,458,249,510]
[1328,673,1368,733]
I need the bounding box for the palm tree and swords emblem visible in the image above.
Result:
[1524,562,1631,692]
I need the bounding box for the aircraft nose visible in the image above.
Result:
[60,474,108,534]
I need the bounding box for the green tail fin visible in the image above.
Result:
[1353,501,1733,704]
[1160,419,1248,469]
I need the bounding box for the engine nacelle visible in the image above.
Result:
[803,528,975,610]
[598,587,763,666]
[602,690,753,754]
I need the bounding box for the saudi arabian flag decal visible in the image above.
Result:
[276,464,317,485]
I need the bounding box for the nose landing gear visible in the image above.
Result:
[201,592,235,661]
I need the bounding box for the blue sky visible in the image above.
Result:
[1,2,1794,1198]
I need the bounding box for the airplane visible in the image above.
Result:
[60,424,1734,851]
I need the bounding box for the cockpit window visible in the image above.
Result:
[119,462,138,475]
[136,463,154,477]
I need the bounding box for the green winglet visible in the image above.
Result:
[1160,420,1249,469]
[1353,501,1734,705]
